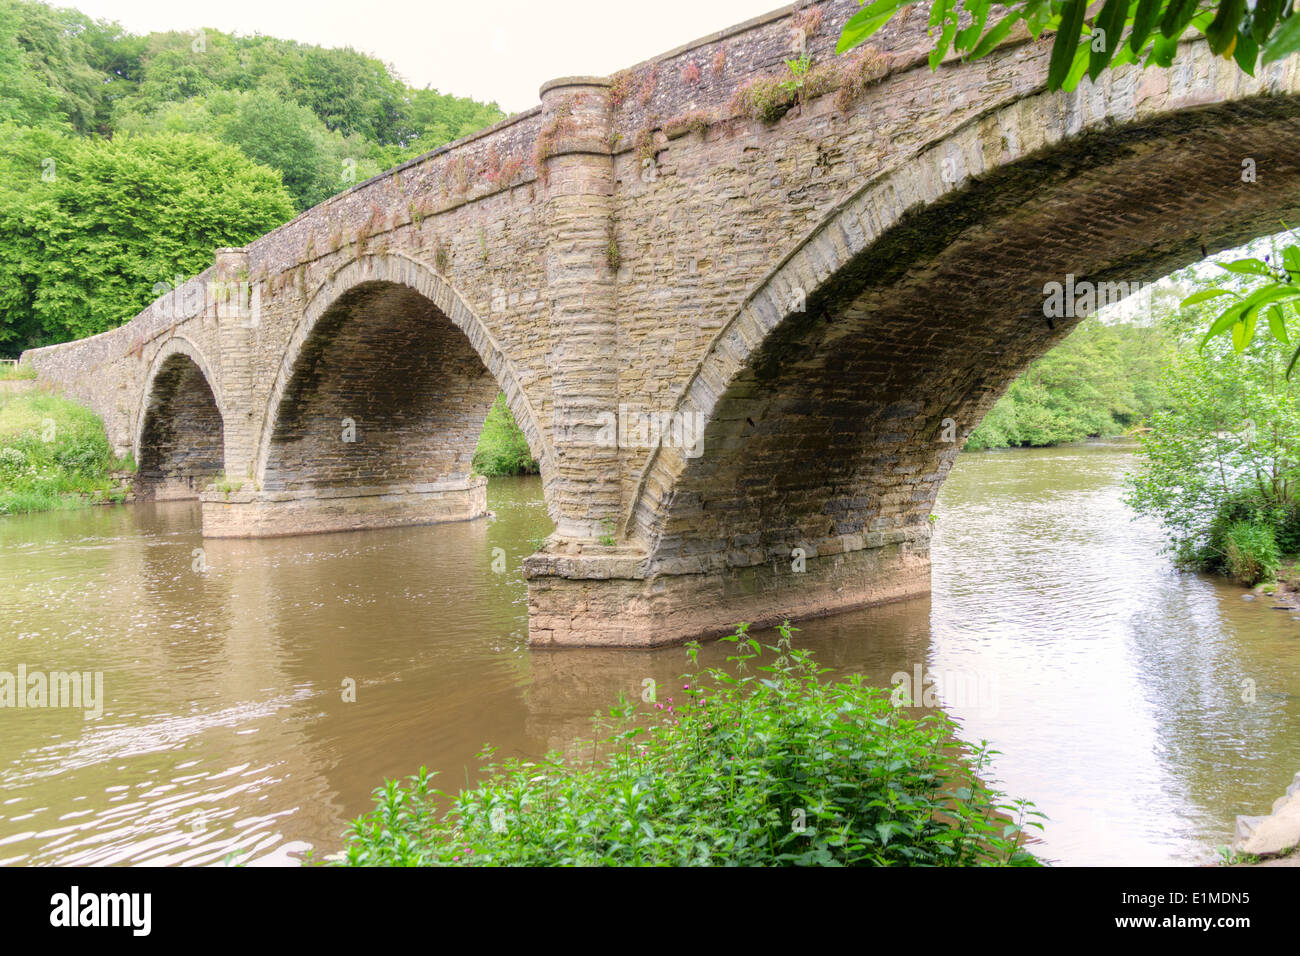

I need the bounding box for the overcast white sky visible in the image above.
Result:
[67,0,787,113]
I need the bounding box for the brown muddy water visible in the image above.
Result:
[1,440,1296,866]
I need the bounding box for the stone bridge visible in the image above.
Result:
[24,0,1300,646]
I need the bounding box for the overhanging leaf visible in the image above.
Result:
[1049,0,1089,90]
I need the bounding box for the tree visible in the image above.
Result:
[1125,271,1300,579]
[0,127,295,353]
[217,90,336,210]
[965,317,1173,449]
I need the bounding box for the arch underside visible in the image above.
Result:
[264,281,497,492]
[136,354,224,501]
[203,279,501,537]
[646,99,1300,579]
[524,96,1300,647]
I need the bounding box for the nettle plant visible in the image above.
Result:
[335,623,1044,867]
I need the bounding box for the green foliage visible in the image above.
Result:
[966,318,1173,450]
[472,394,538,477]
[838,0,1299,93]
[0,125,296,353]
[1221,518,1281,584]
[1125,289,1300,571]
[336,624,1044,867]
[0,390,129,513]
[0,362,35,380]
[598,517,617,547]
[1181,233,1300,378]
[730,56,840,123]
[215,90,339,210]
[0,0,506,353]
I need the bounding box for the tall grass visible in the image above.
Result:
[0,391,132,514]
[0,362,37,381]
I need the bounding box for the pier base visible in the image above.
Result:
[200,476,488,538]
[524,527,931,647]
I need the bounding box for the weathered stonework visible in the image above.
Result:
[200,476,488,538]
[22,1,1300,645]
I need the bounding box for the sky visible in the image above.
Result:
[65,0,788,113]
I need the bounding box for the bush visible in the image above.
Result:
[1196,489,1295,582]
[1221,520,1280,586]
[336,624,1043,867]
[472,394,537,477]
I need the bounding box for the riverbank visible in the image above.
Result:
[1228,771,1300,865]
[1254,559,1300,609]
[0,388,134,515]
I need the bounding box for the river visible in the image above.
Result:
[1,440,1296,866]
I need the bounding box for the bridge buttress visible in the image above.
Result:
[537,77,623,541]
[212,247,260,486]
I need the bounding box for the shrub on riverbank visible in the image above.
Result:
[337,624,1043,867]
[472,394,538,477]
[1126,326,1300,585]
[0,390,131,514]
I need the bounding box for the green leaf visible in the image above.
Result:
[1202,304,1248,347]
[1150,31,1180,67]
[1218,257,1273,276]
[1181,287,1237,306]
[1159,0,1200,39]
[1061,38,1094,92]
[836,1,906,53]
[1267,304,1289,343]
[1232,311,1257,351]
[1283,244,1300,278]
[969,12,1023,59]
[1129,0,1163,53]
[1205,0,1246,56]
[1287,340,1300,379]
[955,3,991,51]
[1263,8,1300,62]
[931,15,960,69]
[1252,0,1282,43]
[1089,0,1130,80]
[1234,32,1260,75]
[1049,0,1088,90]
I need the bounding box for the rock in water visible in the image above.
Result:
[1239,793,1300,858]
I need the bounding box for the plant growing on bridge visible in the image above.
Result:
[838,0,1300,93]
[730,56,842,123]
[336,623,1044,867]
[598,516,618,546]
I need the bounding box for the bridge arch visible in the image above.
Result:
[241,252,556,533]
[604,43,1300,641]
[134,337,226,501]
